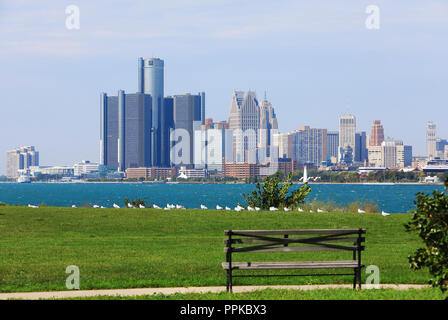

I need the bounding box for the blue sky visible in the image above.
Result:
[1,0,447,174]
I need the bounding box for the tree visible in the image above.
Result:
[243,172,311,210]
[404,177,448,293]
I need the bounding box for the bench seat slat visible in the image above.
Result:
[222,260,361,270]
[225,237,364,245]
[225,229,365,236]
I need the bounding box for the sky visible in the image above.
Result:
[0,0,447,174]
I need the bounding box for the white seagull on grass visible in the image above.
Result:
[216,205,223,210]
[381,211,390,216]
[269,206,278,211]
[200,204,208,210]
[113,203,120,208]
[358,208,366,213]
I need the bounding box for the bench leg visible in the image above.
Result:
[226,269,232,293]
[353,268,357,290]
[358,268,362,290]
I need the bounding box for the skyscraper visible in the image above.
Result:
[370,120,384,146]
[327,131,339,161]
[427,121,437,160]
[338,114,356,163]
[355,132,368,163]
[291,126,327,167]
[138,57,165,166]
[100,91,152,171]
[6,146,39,178]
[171,93,203,166]
[228,90,278,163]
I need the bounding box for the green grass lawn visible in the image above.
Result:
[68,288,446,300]
[0,206,431,293]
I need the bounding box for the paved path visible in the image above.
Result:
[0,284,429,300]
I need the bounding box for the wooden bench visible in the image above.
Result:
[222,228,366,292]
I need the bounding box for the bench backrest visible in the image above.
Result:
[224,229,366,254]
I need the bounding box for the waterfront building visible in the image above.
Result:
[28,166,74,176]
[427,121,437,160]
[370,120,385,146]
[6,146,39,178]
[178,166,208,179]
[73,160,100,177]
[222,161,263,179]
[338,114,356,163]
[277,158,299,176]
[125,167,176,180]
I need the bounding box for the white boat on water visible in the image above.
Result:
[17,175,31,183]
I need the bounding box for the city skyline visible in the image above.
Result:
[1,1,448,174]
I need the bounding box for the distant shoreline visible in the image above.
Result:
[0,181,444,186]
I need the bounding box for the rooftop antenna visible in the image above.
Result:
[264,90,267,101]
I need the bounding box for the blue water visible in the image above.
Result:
[0,183,444,213]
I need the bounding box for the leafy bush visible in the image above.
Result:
[124,198,148,208]
[243,172,311,210]
[0,202,6,206]
[405,177,448,293]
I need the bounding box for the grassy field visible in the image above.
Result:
[68,288,446,300]
[0,205,430,293]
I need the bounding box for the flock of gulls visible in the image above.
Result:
[26,203,391,215]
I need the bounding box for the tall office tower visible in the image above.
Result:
[355,132,368,163]
[100,90,152,171]
[228,90,278,163]
[229,90,260,163]
[171,93,203,166]
[370,120,385,146]
[138,57,164,166]
[427,121,437,160]
[6,146,39,178]
[338,114,356,163]
[258,95,279,161]
[291,126,327,167]
[327,131,339,161]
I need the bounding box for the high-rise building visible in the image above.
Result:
[338,114,356,163]
[171,93,203,166]
[100,90,152,171]
[368,140,412,168]
[273,133,292,159]
[436,138,448,159]
[327,131,339,162]
[6,146,39,178]
[228,90,278,163]
[138,57,165,166]
[291,126,327,167]
[355,132,368,163]
[427,121,437,160]
[370,120,385,146]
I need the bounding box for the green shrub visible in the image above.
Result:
[243,172,311,210]
[124,198,149,208]
[405,177,448,293]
